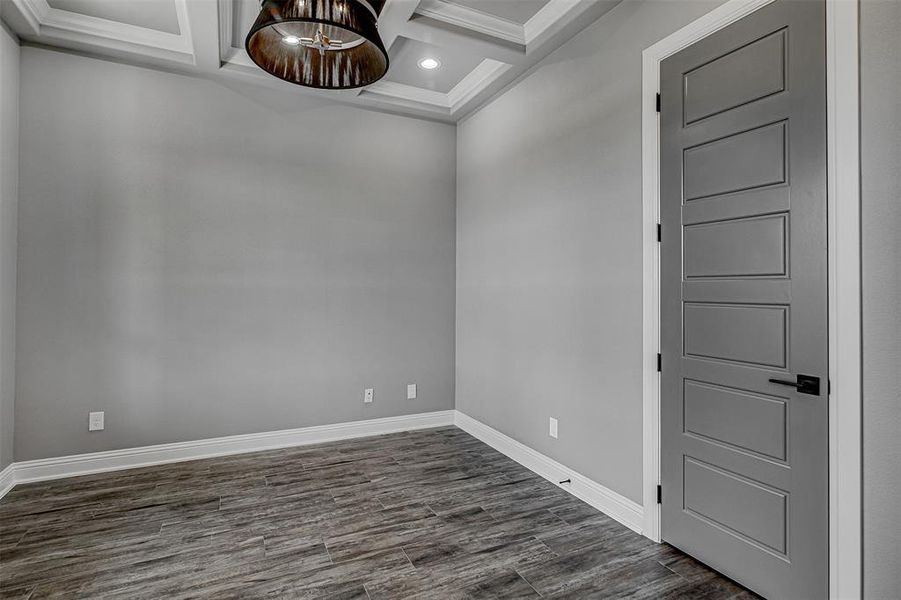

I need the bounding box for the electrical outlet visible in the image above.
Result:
[407,383,417,400]
[89,411,105,431]
[364,388,374,403]
[549,417,558,439]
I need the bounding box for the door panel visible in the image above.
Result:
[683,380,787,461]
[682,121,787,201]
[683,303,788,368]
[684,213,788,279]
[683,457,789,555]
[660,1,827,598]
[682,29,787,124]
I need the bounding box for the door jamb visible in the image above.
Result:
[640,1,862,598]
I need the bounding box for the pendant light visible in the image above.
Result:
[245,0,389,90]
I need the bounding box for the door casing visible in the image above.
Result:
[639,0,862,598]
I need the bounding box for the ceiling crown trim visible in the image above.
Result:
[5,0,194,63]
[1,0,622,122]
[414,0,524,44]
[362,57,510,114]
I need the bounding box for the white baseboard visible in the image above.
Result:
[1,408,646,541]
[1,410,456,497]
[0,463,14,499]
[453,410,645,536]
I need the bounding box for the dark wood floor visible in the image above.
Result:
[0,427,758,599]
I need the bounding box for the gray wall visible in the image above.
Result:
[861,1,901,597]
[456,0,726,503]
[0,23,18,471]
[15,47,456,461]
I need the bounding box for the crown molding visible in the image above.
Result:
[2,0,622,122]
[217,0,236,63]
[447,58,511,111]
[363,79,452,108]
[414,0,525,44]
[523,0,592,46]
[361,57,510,116]
[6,0,195,64]
[1,0,42,36]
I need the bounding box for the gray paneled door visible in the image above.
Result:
[659,1,827,598]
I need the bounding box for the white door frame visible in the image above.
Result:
[640,1,861,598]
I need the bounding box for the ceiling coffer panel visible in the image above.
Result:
[3,0,625,121]
[46,0,182,34]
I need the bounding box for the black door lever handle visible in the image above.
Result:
[768,374,821,395]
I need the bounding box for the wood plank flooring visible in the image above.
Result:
[0,427,759,599]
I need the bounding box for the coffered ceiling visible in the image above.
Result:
[1,0,622,122]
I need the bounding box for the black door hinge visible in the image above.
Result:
[656,353,662,372]
[656,485,662,504]
[656,223,661,242]
[656,93,661,113]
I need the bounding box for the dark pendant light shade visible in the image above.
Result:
[245,0,389,90]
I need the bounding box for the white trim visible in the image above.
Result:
[7,0,195,63]
[3,411,454,492]
[414,0,524,45]
[640,1,862,598]
[0,407,647,539]
[36,0,190,52]
[2,0,43,36]
[410,0,597,50]
[217,0,231,59]
[377,0,422,51]
[181,0,219,71]
[216,0,242,67]
[0,464,14,500]
[1,0,610,123]
[446,59,512,111]
[522,0,591,47]
[826,0,862,596]
[454,411,644,534]
[362,80,452,109]
[362,58,510,114]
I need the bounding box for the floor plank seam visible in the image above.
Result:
[514,566,543,598]
[323,539,335,566]
[400,546,416,570]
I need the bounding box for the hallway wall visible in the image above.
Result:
[456,0,728,503]
[0,22,18,472]
[860,0,901,596]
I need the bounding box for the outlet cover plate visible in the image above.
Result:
[549,417,558,439]
[407,383,417,400]
[364,388,374,403]
[89,411,105,431]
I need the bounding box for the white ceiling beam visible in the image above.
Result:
[2,0,623,123]
[1,0,43,36]
[402,14,526,64]
[378,0,419,51]
[184,0,221,71]
[3,0,195,65]
[363,80,450,108]
[446,58,510,112]
[217,60,453,121]
[524,0,611,49]
[414,0,524,45]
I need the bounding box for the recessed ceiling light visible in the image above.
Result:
[282,35,301,46]
[418,57,441,70]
